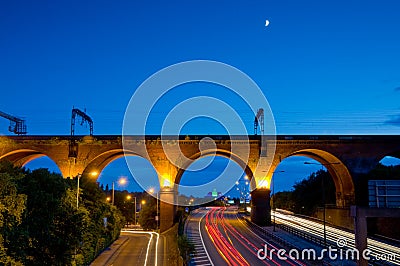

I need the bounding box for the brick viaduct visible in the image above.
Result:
[1,135,399,231]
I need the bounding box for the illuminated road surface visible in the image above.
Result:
[273,211,400,265]
[189,207,306,266]
[105,230,159,266]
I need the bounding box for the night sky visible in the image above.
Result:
[1,1,400,197]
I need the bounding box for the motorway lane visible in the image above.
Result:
[194,207,306,266]
[186,209,215,266]
[273,211,400,265]
[106,231,159,266]
[187,208,229,266]
[209,207,305,266]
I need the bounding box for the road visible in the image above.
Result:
[187,207,306,266]
[273,210,400,265]
[95,230,159,266]
[185,209,217,266]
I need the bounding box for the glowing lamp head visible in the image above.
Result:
[126,195,132,200]
[118,177,127,185]
[141,200,146,205]
[90,171,98,177]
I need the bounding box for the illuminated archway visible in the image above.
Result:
[0,149,63,174]
[82,149,159,192]
[174,149,254,205]
[273,149,355,207]
[175,149,254,186]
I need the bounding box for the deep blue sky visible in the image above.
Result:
[2,1,400,196]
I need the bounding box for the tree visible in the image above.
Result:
[0,162,125,265]
[272,191,294,211]
[138,197,157,230]
[273,169,335,216]
[0,162,26,265]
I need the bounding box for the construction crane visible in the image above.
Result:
[254,108,264,135]
[0,110,27,135]
[69,107,93,159]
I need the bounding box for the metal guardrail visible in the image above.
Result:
[242,217,340,266]
[275,223,326,247]
[241,217,335,266]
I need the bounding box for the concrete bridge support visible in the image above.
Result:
[159,187,178,233]
[350,206,400,266]
[250,188,271,226]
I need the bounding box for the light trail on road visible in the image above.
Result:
[206,208,249,266]
[273,211,400,265]
[121,230,160,266]
[203,207,305,266]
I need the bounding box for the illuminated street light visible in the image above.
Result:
[148,187,159,230]
[106,196,111,202]
[118,176,127,185]
[126,195,137,225]
[90,171,98,177]
[304,161,340,247]
[77,170,99,209]
[110,176,129,205]
[236,175,251,211]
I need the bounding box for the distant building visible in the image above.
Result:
[205,188,223,198]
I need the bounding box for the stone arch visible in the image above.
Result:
[274,149,355,207]
[82,149,153,179]
[0,149,63,174]
[174,148,254,187]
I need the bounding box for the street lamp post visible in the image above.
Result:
[76,173,82,209]
[271,170,285,232]
[134,197,137,225]
[112,181,115,205]
[149,188,159,230]
[156,192,159,230]
[236,176,250,212]
[126,195,137,226]
[111,176,128,206]
[304,161,340,247]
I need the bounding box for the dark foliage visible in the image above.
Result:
[0,161,124,265]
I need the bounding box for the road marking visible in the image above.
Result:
[198,211,214,266]
[121,230,159,266]
[193,258,211,262]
